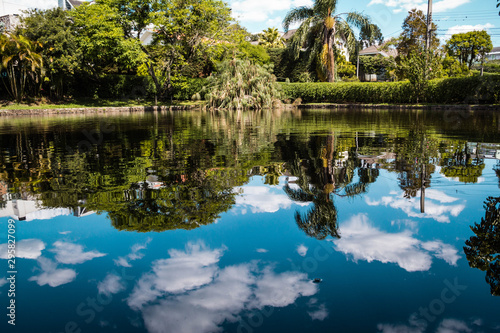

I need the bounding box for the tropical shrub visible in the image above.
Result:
[0,34,43,103]
[204,58,281,109]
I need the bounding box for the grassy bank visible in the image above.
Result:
[0,98,203,110]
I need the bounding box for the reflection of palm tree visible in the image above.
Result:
[281,134,373,240]
[464,196,500,296]
[284,183,339,240]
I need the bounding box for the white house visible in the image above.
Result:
[486,47,500,61]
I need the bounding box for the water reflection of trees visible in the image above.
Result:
[277,134,376,240]
[464,196,500,296]
[0,110,499,234]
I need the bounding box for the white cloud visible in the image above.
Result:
[368,0,470,13]
[127,241,224,310]
[365,189,465,223]
[234,186,309,214]
[308,303,329,321]
[0,239,45,260]
[98,273,126,296]
[252,266,317,308]
[115,238,151,267]
[29,257,76,287]
[256,248,268,253]
[0,277,7,288]
[231,0,312,25]
[297,244,308,257]
[377,313,427,333]
[266,16,285,29]
[421,241,460,266]
[436,319,472,333]
[331,214,460,272]
[59,231,71,235]
[444,23,495,38]
[128,241,319,333]
[51,241,106,265]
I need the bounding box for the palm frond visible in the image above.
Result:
[314,0,338,17]
[283,6,314,31]
[288,17,315,60]
[344,11,371,30]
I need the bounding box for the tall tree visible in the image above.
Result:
[359,23,383,49]
[19,8,80,99]
[98,0,234,101]
[445,30,493,70]
[396,8,439,57]
[283,0,373,82]
[259,27,285,48]
[70,2,145,79]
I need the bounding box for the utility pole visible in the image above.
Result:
[425,0,433,51]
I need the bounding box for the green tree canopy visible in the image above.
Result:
[396,8,439,57]
[359,23,384,49]
[70,2,145,78]
[259,27,285,48]
[445,30,493,69]
[18,8,80,99]
[283,0,373,82]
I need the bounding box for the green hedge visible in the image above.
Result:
[280,76,500,104]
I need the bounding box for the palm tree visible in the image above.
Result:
[0,34,43,103]
[259,27,285,48]
[283,0,373,82]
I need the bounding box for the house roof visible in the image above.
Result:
[489,46,500,54]
[359,44,397,58]
[68,0,86,7]
[281,29,297,40]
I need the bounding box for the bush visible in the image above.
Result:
[72,74,205,101]
[280,75,500,104]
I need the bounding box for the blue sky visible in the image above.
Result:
[2,0,499,46]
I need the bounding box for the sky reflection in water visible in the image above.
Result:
[0,109,500,332]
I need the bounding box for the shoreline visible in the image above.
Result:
[0,104,200,116]
[1,103,499,116]
[297,103,500,111]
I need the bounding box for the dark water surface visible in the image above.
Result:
[0,109,499,333]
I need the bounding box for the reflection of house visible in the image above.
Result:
[0,195,93,221]
[486,47,500,61]
[358,152,396,168]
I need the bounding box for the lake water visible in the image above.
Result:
[0,108,499,333]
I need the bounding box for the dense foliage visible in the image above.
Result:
[446,30,493,69]
[280,75,500,104]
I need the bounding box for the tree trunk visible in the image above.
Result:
[325,24,336,83]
